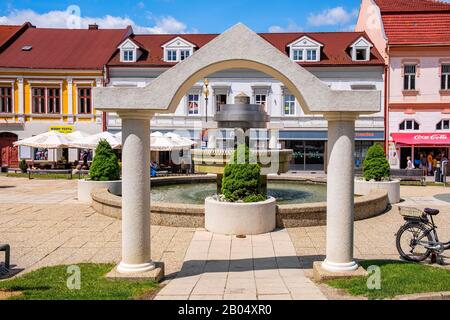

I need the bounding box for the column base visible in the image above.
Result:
[117,261,156,274]
[313,261,368,282]
[322,259,359,272]
[107,262,164,282]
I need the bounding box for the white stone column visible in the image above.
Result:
[322,112,358,272]
[117,111,155,274]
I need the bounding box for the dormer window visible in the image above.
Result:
[287,36,322,62]
[350,36,373,62]
[162,37,196,63]
[180,50,191,61]
[306,49,317,61]
[167,50,177,62]
[118,39,141,63]
[123,50,134,62]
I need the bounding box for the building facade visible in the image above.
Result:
[106,32,386,171]
[0,24,130,164]
[357,0,450,169]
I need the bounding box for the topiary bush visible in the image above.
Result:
[89,140,121,181]
[221,145,266,203]
[363,144,391,182]
[19,159,28,173]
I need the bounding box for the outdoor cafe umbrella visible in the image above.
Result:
[114,131,194,151]
[13,131,70,149]
[164,132,196,147]
[150,132,193,151]
[68,131,121,150]
[66,131,91,142]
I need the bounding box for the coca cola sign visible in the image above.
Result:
[413,134,448,141]
[391,132,450,146]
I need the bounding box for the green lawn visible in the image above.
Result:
[326,260,450,300]
[0,264,158,300]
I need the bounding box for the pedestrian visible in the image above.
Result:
[427,152,434,176]
[420,153,428,175]
[407,156,414,170]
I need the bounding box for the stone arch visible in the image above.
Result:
[168,59,310,114]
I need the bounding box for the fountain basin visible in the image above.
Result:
[90,175,389,229]
[205,197,276,235]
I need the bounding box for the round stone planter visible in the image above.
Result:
[354,178,400,204]
[205,197,276,235]
[77,179,122,203]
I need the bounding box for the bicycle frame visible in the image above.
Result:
[405,214,450,252]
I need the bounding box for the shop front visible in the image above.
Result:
[390,133,450,170]
[280,130,384,171]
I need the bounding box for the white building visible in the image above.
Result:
[106,32,386,171]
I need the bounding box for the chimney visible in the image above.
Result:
[88,24,99,30]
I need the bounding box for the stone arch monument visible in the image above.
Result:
[94,23,381,276]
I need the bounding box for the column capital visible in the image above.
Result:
[117,110,155,120]
[323,112,358,122]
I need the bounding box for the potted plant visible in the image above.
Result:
[355,144,400,204]
[77,140,122,203]
[205,145,276,235]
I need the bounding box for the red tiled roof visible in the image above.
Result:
[107,32,384,67]
[0,27,131,70]
[0,25,22,47]
[374,0,450,13]
[374,0,450,45]
[381,13,450,45]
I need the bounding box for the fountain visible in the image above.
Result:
[192,93,293,194]
[192,93,293,235]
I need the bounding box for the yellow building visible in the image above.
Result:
[0,24,131,164]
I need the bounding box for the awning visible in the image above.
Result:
[391,133,450,146]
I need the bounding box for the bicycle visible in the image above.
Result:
[396,207,450,262]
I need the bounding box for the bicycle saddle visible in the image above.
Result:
[424,208,440,216]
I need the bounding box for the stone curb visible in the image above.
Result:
[394,291,450,300]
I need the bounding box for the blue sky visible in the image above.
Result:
[0,0,366,34]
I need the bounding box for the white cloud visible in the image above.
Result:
[0,7,192,34]
[307,6,358,27]
[268,20,303,33]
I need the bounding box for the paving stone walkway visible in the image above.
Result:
[155,229,326,300]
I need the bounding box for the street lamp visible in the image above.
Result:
[203,79,210,123]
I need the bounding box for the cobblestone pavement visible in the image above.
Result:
[155,229,326,300]
[0,176,194,278]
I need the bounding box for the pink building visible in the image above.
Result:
[357,0,450,170]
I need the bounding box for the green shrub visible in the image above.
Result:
[89,140,121,181]
[222,145,265,203]
[19,159,28,173]
[363,144,391,181]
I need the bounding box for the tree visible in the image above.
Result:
[89,140,121,181]
[363,144,391,181]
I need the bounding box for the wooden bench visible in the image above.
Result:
[0,244,10,274]
[391,169,427,186]
[355,168,426,186]
[27,169,73,180]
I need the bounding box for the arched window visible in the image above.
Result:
[399,120,419,131]
[436,119,450,131]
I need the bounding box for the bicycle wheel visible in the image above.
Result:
[396,222,433,262]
